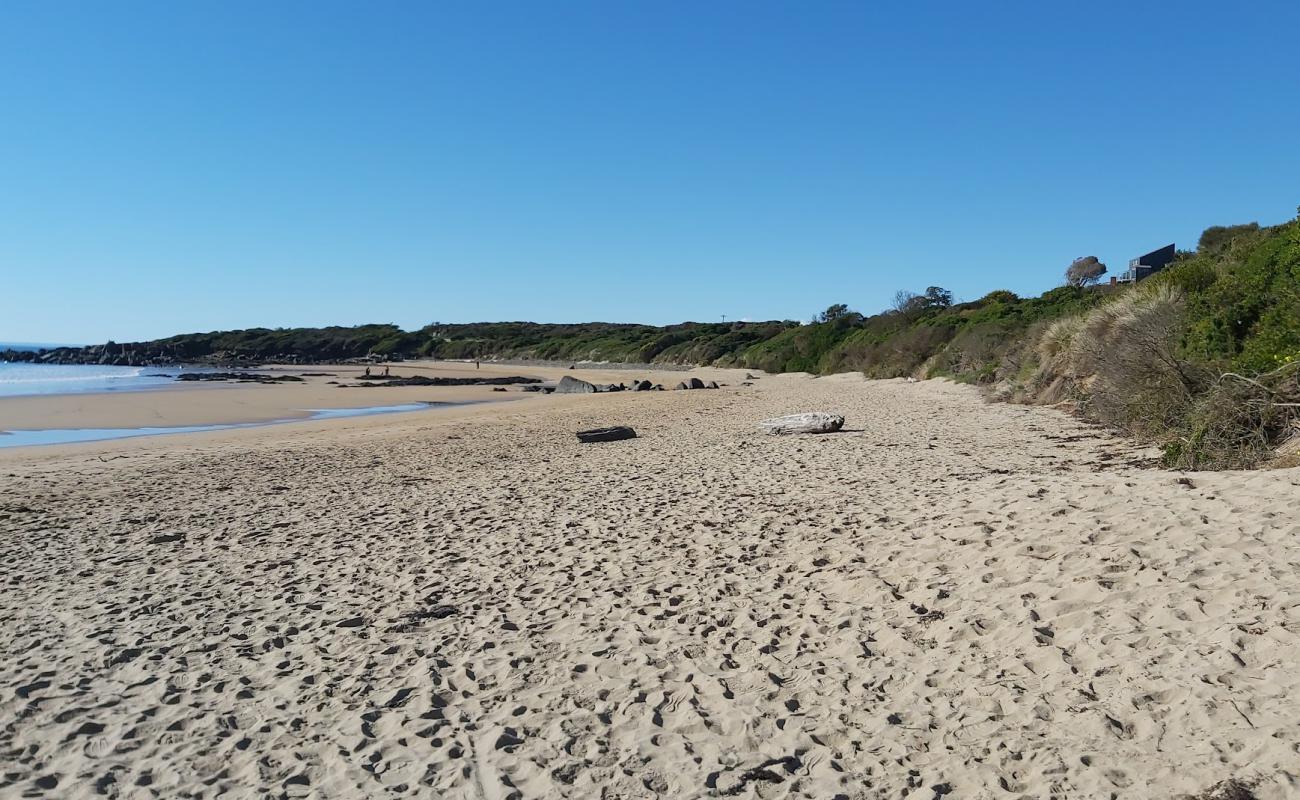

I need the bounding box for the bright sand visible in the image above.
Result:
[1,368,1298,798]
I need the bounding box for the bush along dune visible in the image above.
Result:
[5,210,1296,469]
[994,212,1300,469]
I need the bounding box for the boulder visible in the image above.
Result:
[556,375,598,394]
[675,381,690,391]
[705,381,719,389]
[631,380,653,392]
[688,377,706,389]
[758,412,846,435]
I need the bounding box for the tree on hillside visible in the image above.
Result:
[891,287,953,318]
[923,286,953,309]
[892,290,923,315]
[1065,256,1107,287]
[818,303,852,323]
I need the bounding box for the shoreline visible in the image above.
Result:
[0,360,748,455]
[0,400,487,449]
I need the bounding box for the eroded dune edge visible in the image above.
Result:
[2,374,1297,799]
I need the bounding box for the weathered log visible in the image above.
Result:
[556,375,597,394]
[576,426,637,443]
[758,413,845,435]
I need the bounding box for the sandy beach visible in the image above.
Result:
[0,362,661,432]
[1,372,1298,798]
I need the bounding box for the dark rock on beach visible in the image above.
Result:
[353,374,541,387]
[175,372,304,384]
[674,378,716,390]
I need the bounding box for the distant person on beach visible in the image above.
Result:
[364,366,370,377]
[475,360,480,369]
[384,366,390,376]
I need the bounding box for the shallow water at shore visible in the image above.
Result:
[0,402,444,448]
[0,362,195,397]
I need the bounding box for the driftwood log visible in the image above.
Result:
[556,375,598,394]
[576,426,637,443]
[758,413,845,435]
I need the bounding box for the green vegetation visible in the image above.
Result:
[416,321,798,364]
[1000,211,1300,470]
[148,324,425,361]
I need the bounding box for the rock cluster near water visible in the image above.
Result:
[175,373,304,384]
[550,376,721,394]
[350,375,541,388]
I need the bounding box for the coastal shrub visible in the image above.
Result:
[1166,363,1300,469]
[1197,222,1261,255]
[1075,285,1202,438]
[1157,216,1300,371]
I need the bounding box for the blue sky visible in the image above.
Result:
[2,1,1297,344]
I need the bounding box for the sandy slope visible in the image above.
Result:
[1,374,1298,799]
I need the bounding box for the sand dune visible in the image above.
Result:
[1,373,1298,798]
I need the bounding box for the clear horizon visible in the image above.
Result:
[3,1,1298,344]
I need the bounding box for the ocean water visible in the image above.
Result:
[0,403,443,448]
[0,362,182,397]
[0,341,80,352]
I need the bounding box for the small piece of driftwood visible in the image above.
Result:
[758,413,845,435]
[576,426,637,443]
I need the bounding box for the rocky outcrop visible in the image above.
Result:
[175,372,304,384]
[355,375,541,387]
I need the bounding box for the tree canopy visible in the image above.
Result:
[1065,256,1107,287]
